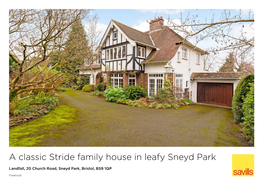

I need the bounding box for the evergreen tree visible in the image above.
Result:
[59,20,90,85]
[219,52,235,72]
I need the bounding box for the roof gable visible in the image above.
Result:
[112,20,155,47]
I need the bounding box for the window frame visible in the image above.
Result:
[175,74,184,93]
[148,73,164,97]
[138,46,146,58]
[112,30,118,40]
[128,74,136,86]
[177,51,181,62]
[106,45,126,61]
[196,53,200,64]
[110,73,123,87]
[182,48,187,59]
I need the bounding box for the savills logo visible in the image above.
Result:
[232,154,254,176]
[233,168,253,176]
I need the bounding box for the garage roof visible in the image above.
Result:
[191,72,242,79]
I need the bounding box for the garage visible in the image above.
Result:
[190,72,242,107]
[197,82,233,106]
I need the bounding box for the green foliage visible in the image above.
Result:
[16,92,59,111]
[180,98,193,104]
[124,100,147,107]
[56,20,90,86]
[104,86,127,102]
[116,98,131,105]
[232,74,254,123]
[152,78,176,104]
[9,56,18,73]
[219,52,235,72]
[148,101,179,109]
[94,90,105,97]
[82,84,95,92]
[9,92,59,127]
[96,82,106,91]
[123,85,147,100]
[241,83,254,145]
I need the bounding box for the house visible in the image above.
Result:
[79,17,241,107]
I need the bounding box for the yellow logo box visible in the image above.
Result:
[232,154,254,176]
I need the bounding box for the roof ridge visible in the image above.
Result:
[112,19,150,36]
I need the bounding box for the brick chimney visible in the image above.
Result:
[149,16,164,31]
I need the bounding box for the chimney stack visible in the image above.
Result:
[149,16,164,31]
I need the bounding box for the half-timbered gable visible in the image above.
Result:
[99,19,156,73]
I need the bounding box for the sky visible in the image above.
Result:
[87,9,254,66]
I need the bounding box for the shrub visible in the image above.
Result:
[94,90,105,97]
[126,100,148,107]
[148,101,179,109]
[123,85,147,100]
[232,74,254,123]
[152,78,175,103]
[82,84,95,92]
[10,92,59,117]
[116,98,131,105]
[96,82,106,91]
[241,83,254,145]
[104,86,127,102]
[180,98,193,105]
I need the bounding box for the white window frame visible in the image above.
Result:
[138,46,145,58]
[196,53,200,64]
[128,74,136,86]
[106,49,109,60]
[175,74,183,94]
[177,51,181,62]
[182,48,187,59]
[148,74,164,97]
[118,46,121,59]
[110,48,113,60]
[113,30,117,40]
[122,45,126,58]
[111,73,123,87]
[106,45,126,61]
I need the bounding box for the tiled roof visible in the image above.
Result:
[112,20,154,47]
[191,72,242,79]
[143,26,181,63]
[112,20,207,64]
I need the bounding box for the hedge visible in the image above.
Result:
[232,74,254,123]
[241,83,254,145]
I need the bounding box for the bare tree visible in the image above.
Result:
[168,9,254,54]
[9,9,90,100]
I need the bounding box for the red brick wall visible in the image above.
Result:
[136,73,148,93]
[150,17,164,31]
[123,73,128,87]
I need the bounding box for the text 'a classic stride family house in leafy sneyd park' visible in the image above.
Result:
[79,17,241,107]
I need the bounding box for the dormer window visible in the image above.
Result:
[138,46,145,58]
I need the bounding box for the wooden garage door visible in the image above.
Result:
[197,83,233,106]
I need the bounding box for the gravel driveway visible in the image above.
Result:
[40,90,248,146]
